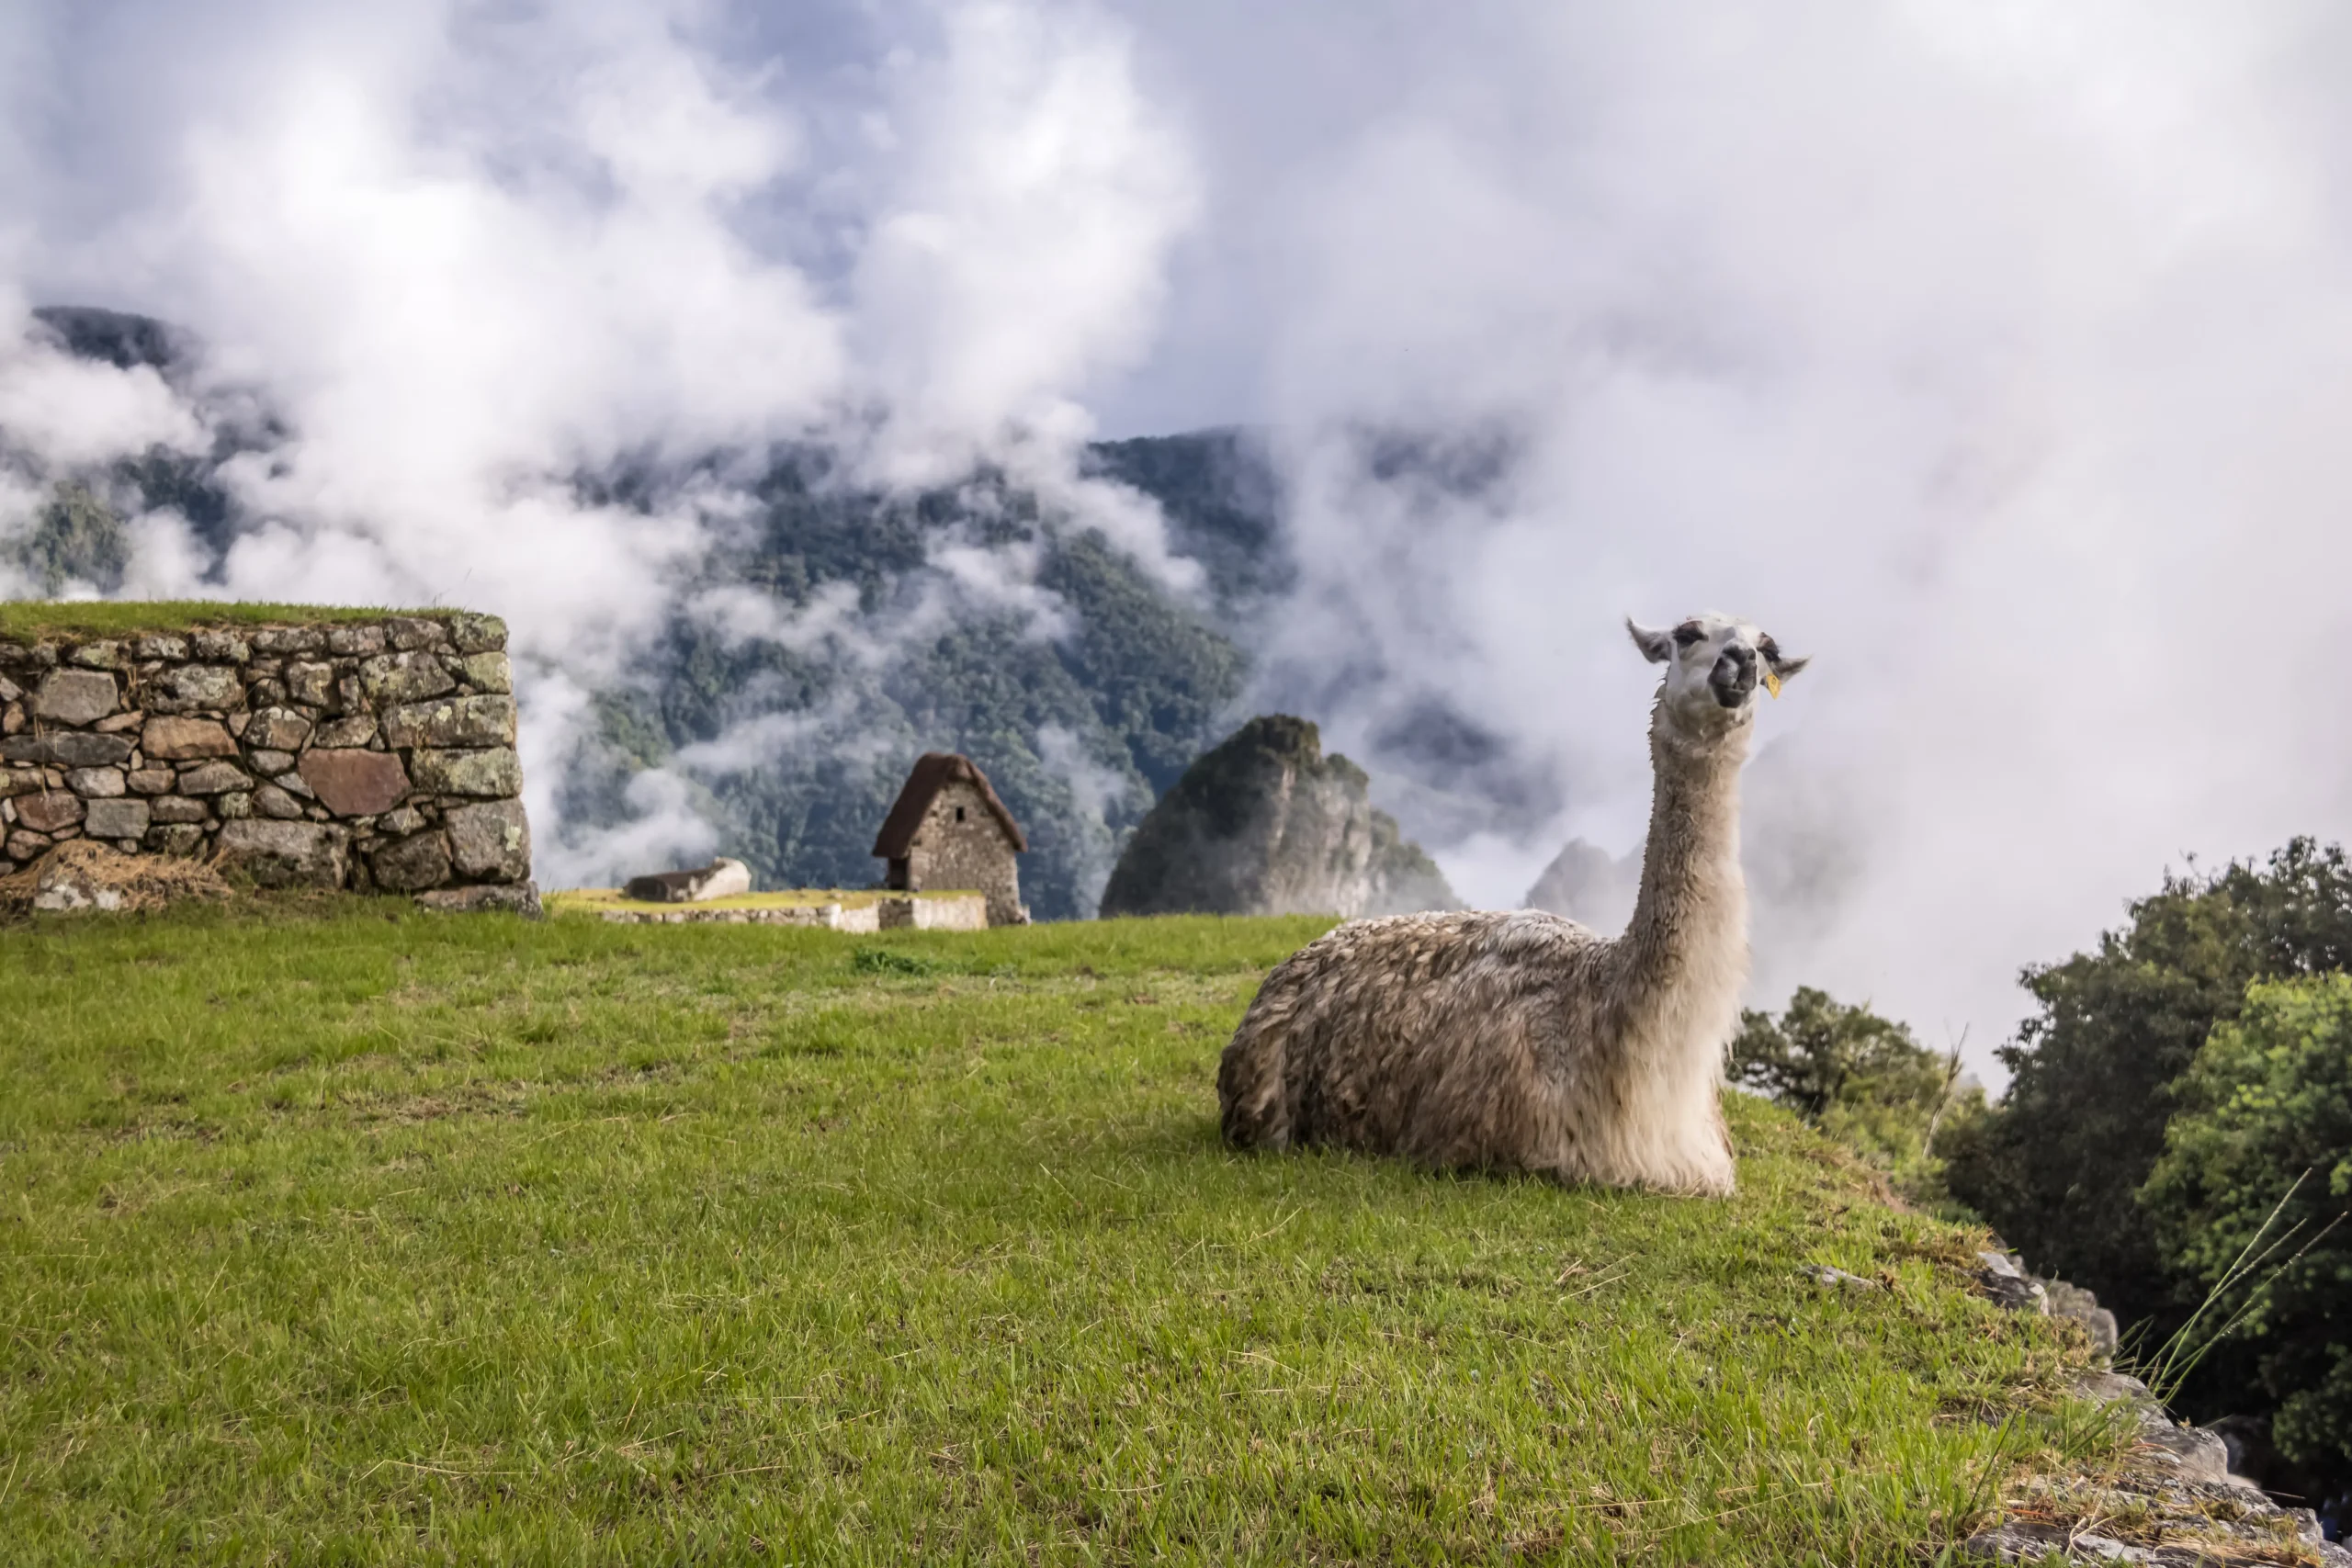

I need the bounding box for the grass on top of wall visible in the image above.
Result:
[0,601,459,644]
[0,902,2120,1565]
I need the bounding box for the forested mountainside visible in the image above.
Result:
[564,437,1282,919]
[5,308,1288,919]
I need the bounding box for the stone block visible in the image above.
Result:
[299,749,411,817]
[95,709,145,734]
[67,767,126,798]
[416,881,541,917]
[246,678,287,708]
[216,792,253,820]
[33,669,119,725]
[127,768,176,795]
[2,702,20,735]
[153,665,243,712]
[85,798,152,840]
[7,829,51,861]
[151,796,209,824]
[453,652,512,693]
[216,819,349,888]
[379,805,427,836]
[190,630,250,661]
[445,613,507,654]
[372,830,453,892]
[248,748,297,775]
[244,707,313,751]
[15,790,85,833]
[327,624,386,656]
[276,771,315,799]
[133,636,188,660]
[382,695,516,749]
[445,798,531,882]
[0,674,17,703]
[177,761,251,795]
[67,641,124,671]
[1,768,43,796]
[143,716,238,760]
[358,651,457,705]
[251,626,325,655]
[146,824,206,856]
[1,732,133,768]
[410,748,522,797]
[254,784,306,820]
[387,616,449,651]
[312,714,377,748]
[285,661,334,705]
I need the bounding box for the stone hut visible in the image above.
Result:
[872,753,1027,926]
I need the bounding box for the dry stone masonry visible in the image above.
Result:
[0,613,537,912]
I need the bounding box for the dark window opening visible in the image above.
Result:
[955,806,967,821]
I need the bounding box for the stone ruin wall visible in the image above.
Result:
[0,612,536,911]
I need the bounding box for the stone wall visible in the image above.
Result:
[592,893,988,931]
[903,778,1026,926]
[0,612,536,910]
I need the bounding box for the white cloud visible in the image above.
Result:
[10,0,2352,1069]
[1135,0,2352,1071]
[0,0,1199,889]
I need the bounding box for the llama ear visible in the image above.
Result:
[1758,636,1810,682]
[1626,619,1675,664]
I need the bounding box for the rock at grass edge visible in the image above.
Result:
[214,819,349,889]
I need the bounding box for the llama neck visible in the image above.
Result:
[1608,705,1751,1037]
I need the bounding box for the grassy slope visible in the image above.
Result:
[0,908,2109,1565]
[0,602,443,643]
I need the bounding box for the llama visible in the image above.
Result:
[1216,612,1807,1195]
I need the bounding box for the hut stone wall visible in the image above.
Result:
[899,778,1023,926]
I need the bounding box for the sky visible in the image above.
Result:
[6,0,2352,1074]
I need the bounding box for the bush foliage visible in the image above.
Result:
[1728,987,1979,1202]
[1942,838,2352,1329]
[2143,976,2352,1475]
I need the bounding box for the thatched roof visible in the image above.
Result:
[872,752,1026,857]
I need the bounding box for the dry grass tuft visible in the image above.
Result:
[0,838,233,919]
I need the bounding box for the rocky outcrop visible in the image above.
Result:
[1964,1369,2351,1565]
[0,612,535,909]
[1952,1252,2349,1564]
[1098,715,1459,919]
[1524,837,1642,932]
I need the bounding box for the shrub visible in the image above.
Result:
[1729,987,1979,1202]
[1942,839,2352,1330]
[2143,976,2352,1477]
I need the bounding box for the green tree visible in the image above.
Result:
[13,481,128,594]
[1942,839,2352,1330]
[1729,987,1974,1187]
[2142,976,2352,1478]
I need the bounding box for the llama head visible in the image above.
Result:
[1626,612,1808,736]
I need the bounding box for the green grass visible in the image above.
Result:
[0,905,2115,1564]
[0,601,450,643]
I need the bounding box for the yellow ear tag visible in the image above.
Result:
[1763,668,1782,699]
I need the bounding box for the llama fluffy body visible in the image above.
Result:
[1216,612,1806,1195]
